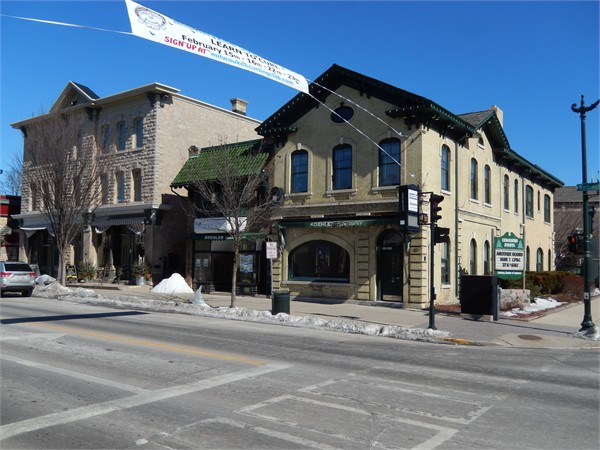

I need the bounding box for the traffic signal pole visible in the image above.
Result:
[571,95,598,332]
[428,193,444,330]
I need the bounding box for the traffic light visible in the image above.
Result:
[567,233,586,254]
[430,194,444,223]
[567,235,577,253]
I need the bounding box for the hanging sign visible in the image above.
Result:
[266,241,278,259]
[125,0,309,93]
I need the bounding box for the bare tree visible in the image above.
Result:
[554,203,588,271]
[22,111,112,285]
[0,152,23,196]
[180,141,275,307]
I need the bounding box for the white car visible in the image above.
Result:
[0,261,36,297]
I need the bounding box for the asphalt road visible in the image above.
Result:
[1,296,599,449]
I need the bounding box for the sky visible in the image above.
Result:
[1,0,598,188]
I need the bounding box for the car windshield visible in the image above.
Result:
[4,263,32,272]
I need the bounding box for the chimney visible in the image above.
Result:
[490,105,503,127]
[230,98,248,116]
[188,145,199,158]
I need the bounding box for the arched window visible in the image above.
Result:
[289,240,349,282]
[470,239,478,274]
[332,144,352,190]
[484,240,491,275]
[470,158,478,200]
[503,175,509,210]
[526,185,534,218]
[514,179,519,214]
[536,248,543,271]
[544,194,551,222]
[379,138,400,186]
[484,165,491,204]
[441,145,450,191]
[291,150,308,193]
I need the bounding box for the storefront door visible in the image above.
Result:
[377,230,404,302]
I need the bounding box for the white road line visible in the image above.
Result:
[0,363,288,442]
[1,354,150,394]
[239,394,458,450]
[196,417,342,450]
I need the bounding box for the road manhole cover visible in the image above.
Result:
[517,334,542,341]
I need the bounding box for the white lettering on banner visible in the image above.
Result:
[125,0,309,93]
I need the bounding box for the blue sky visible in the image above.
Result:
[1,0,598,187]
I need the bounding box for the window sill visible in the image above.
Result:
[287,192,312,200]
[371,185,398,194]
[325,188,357,197]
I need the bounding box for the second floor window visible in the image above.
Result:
[132,169,142,202]
[525,185,534,218]
[332,144,352,190]
[379,139,400,186]
[134,118,144,148]
[503,175,509,210]
[291,150,308,193]
[544,194,551,222]
[470,158,478,200]
[118,122,127,151]
[514,179,519,214]
[484,165,491,204]
[441,145,450,191]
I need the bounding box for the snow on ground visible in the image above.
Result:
[500,297,566,318]
[32,281,451,344]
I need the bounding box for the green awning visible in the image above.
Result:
[171,139,268,187]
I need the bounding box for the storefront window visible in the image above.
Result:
[289,240,349,282]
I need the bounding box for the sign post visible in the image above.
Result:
[266,241,278,296]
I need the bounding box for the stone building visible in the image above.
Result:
[258,65,563,308]
[11,81,260,283]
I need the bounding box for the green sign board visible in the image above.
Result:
[576,182,600,192]
[494,232,524,280]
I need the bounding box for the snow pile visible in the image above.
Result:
[151,273,194,295]
[29,282,451,343]
[35,274,56,286]
[500,297,565,317]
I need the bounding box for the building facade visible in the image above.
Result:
[12,81,260,283]
[258,65,563,308]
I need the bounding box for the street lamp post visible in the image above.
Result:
[571,95,599,332]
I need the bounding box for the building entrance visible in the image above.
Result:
[377,229,404,302]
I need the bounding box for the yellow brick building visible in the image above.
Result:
[259,65,563,308]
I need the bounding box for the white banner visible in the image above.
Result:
[125,0,309,93]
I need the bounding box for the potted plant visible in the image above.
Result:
[77,260,97,283]
[132,261,150,286]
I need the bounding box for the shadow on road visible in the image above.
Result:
[1,311,148,325]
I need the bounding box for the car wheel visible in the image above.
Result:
[22,289,33,298]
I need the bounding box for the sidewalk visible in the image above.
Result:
[90,285,600,349]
